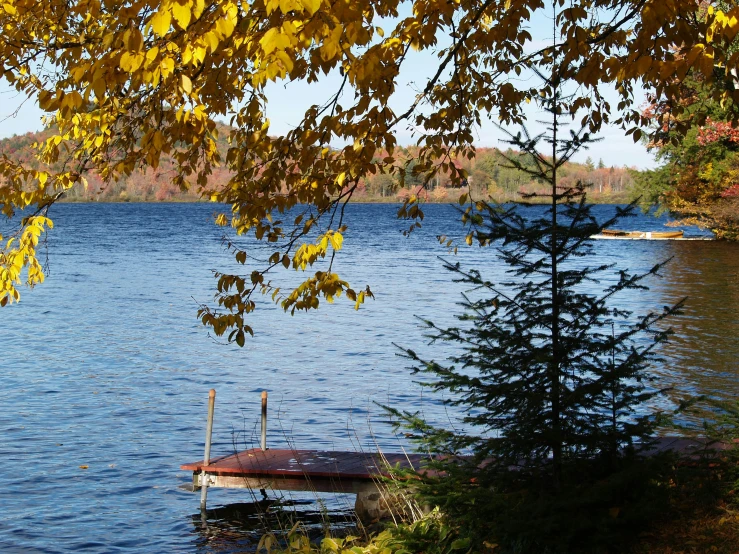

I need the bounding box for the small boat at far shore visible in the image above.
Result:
[599,229,685,239]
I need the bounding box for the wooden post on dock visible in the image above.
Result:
[200,389,216,514]
[261,390,268,451]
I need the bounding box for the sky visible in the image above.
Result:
[0,6,659,170]
[0,84,45,138]
[257,62,658,170]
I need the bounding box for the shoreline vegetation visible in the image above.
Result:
[55,190,634,205]
[262,444,739,554]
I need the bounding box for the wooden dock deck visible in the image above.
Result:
[182,390,432,522]
[182,447,426,522]
[182,448,426,494]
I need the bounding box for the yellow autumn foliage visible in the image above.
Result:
[1,0,739,338]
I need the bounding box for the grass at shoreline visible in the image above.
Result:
[255,449,739,554]
[631,453,739,553]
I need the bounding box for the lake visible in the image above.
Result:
[1,202,737,553]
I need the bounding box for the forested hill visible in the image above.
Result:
[0,129,637,203]
[364,145,636,203]
[0,125,233,202]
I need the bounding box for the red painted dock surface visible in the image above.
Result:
[182,448,427,481]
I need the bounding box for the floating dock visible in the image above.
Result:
[181,448,425,522]
[182,448,424,493]
[591,234,714,241]
[181,390,425,522]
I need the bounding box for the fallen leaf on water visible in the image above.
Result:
[79,465,89,469]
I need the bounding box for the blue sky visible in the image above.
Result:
[0,6,658,170]
[0,84,44,139]
[258,58,657,169]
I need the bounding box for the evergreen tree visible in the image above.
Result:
[389,65,682,553]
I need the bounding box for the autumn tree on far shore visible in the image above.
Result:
[634,70,739,239]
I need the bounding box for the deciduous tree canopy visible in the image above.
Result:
[634,52,739,239]
[1,0,737,337]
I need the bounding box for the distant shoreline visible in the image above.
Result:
[57,192,633,206]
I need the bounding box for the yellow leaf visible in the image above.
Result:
[216,16,235,39]
[92,78,106,101]
[204,31,220,53]
[279,0,298,13]
[150,9,172,37]
[300,0,320,15]
[124,28,144,51]
[152,131,165,150]
[120,52,144,73]
[329,231,343,250]
[192,45,207,65]
[260,28,291,55]
[172,1,191,30]
[160,57,175,78]
[635,56,651,76]
[146,46,160,62]
[181,74,192,94]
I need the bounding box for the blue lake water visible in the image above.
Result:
[0,202,737,552]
